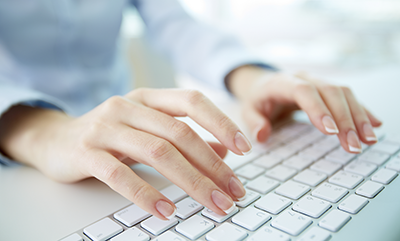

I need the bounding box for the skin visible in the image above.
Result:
[0,66,382,220]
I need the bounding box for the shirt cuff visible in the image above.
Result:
[0,85,69,166]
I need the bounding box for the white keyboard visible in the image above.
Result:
[60,122,400,241]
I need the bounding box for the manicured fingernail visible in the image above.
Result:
[212,190,235,214]
[235,131,252,155]
[347,130,362,153]
[229,177,246,200]
[322,116,339,134]
[156,200,176,219]
[363,123,377,142]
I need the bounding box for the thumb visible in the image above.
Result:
[242,103,272,143]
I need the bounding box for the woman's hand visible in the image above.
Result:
[226,65,382,153]
[0,88,250,220]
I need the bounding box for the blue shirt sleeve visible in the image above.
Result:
[131,0,277,91]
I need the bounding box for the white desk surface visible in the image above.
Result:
[0,66,399,241]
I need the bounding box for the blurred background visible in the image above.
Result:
[121,0,400,89]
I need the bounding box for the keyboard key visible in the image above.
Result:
[141,216,179,236]
[235,189,260,207]
[154,231,187,241]
[237,176,248,185]
[386,156,400,172]
[292,195,331,218]
[175,198,203,219]
[255,193,292,215]
[310,160,342,176]
[110,227,149,241]
[312,183,348,203]
[202,207,239,223]
[225,151,263,171]
[286,138,313,152]
[319,210,351,232]
[371,168,398,184]
[283,155,315,171]
[271,146,297,159]
[249,226,290,241]
[60,233,83,241]
[114,204,151,227]
[205,223,247,241]
[325,148,357,165]
[294,169,327,187]
[246,176,279,194]
[83,218,123,241]
[271,210,313,236]
[252,154,282,169]
[314,136,340,152]
[338,194,369,214]
[344,161,377,177]
[265,165,297,182]
[299,146,328,162]
[275,180,311,200]
[328,171,363,189]
[356,181,384,198]
[370,141,400,155]
[175,215,214,240]
[357,151,390,166]
[298,227,331,241]
[160,185,188,203]
[236,164,265,180]
[232,207,271,231]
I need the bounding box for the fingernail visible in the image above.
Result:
[211,190,235,214]
[322,116,339,134]
[229,177,246,200]
[347,130,362,153]
[363,123,377,142]
[156,200,176,219]
[235,131,252,155]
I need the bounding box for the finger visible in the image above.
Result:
[316,84,361,153]
[127,88,252,156]
[208,142,228,159]
[342,87,378,144]
[242,103,272,143]
[108,125,236,216]
[87,151,176,220]
[363,107,383,127]
[290,82,340,136]
[116,101,245,201]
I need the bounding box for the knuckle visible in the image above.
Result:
[144,139,174,162]
[102,95,126,113]
[340,86,353,95]
[210,158,226,175]
[169,120,194,141]
[320,84,341,95]
[131,184,151,203]
[294,82,316,96]
[128,87,148,99]
[216,114,232,130]
[101,163,125,183]
[190,174,209,193]
[184,90,207,106]
[336,113,353,126]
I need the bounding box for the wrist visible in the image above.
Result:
[225,65,277,100]
[0,105,71,167]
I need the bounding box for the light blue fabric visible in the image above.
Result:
[0,0,274,165]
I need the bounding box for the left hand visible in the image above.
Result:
[226,65,382,153]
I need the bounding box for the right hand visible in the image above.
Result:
[0,88,249,220]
